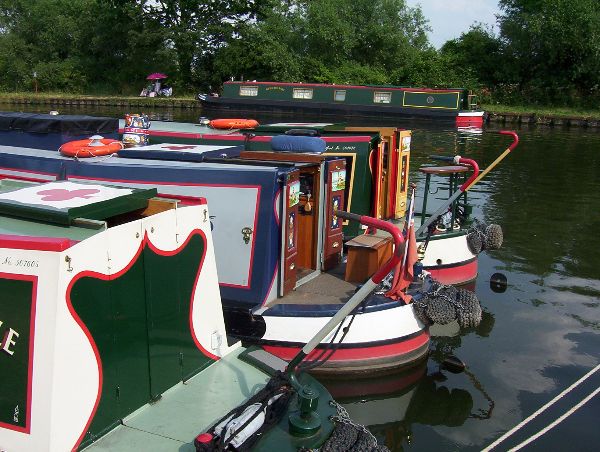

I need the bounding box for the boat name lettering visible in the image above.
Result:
[0,320,20,356]
[1,256,39,268]
[265,86,285,92]
[326,145,357,152]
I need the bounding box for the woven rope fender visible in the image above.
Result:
[413,281,482,328]
[467,220,504,254]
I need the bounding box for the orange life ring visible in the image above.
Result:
[59,137,124,158]
[209,118,259,130]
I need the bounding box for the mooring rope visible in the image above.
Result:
[482,363,600,451]
[508,385,600,451]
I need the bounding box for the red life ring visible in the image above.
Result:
[209,118,259,130]
[59,137,124,158]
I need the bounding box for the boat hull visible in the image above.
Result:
[230,297,430,374]
[417,231,478,285]
[201,95,484,127]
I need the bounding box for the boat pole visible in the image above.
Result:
[416,130,518,236]
[286,211,404,379]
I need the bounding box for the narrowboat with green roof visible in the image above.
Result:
[198,81,484,127]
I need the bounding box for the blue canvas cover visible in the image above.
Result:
[0,112,119,150]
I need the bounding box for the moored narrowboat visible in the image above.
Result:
[116,119,413,238]
[198,81,484,127]
[0,178,340,451]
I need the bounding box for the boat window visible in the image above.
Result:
[373,91,392,104]
[334,90,346,101]
[239,86,258,96]
[293,88,313,100]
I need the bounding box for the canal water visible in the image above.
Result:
[3,103,599,450]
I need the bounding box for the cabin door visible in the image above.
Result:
[322,159,346,271]
[393,130,411,218]
[371,139,385,219]
[280,170,300,296]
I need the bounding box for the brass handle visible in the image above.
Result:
[332,241,339,248]
[241,227,253,244]
[289,263,295,270]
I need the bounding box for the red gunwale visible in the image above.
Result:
[0,234,75,252]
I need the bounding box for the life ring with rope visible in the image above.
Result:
[59,135,123,158]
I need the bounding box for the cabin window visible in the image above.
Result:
[239,86,258,96]
[334,90,346,102]
[293,88,313,100]
[373,91,392,104]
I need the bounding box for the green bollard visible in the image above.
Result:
[288,385,321,436]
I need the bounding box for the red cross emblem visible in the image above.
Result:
[37,188,101,201]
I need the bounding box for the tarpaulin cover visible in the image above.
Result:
[270,135,326,154]
[0,112,118,134]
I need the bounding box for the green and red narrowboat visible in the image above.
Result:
[198,81,484,127]
[0,178,340,451]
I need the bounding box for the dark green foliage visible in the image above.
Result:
[0,0,598,107]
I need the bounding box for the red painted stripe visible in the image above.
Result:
[425,258,478,285]
[263,329,430,362]
[0,273,37,434]
[455,116,484,127]
[0,234,76,252]
[156,193,207,206]
[226,81,464,94]
[0,166,56,177]
[0,173,53,183]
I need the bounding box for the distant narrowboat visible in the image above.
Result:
[198,81,484,127]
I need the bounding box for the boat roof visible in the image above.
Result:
[225,80,468,93]
[0,179,155,225]
[0,144,285,174]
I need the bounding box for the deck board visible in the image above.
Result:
[84,347,269,451]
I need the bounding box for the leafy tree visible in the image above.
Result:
[498,0,600,104]
[212,0,435,89]
[441,24,504,87]
[139,0,267,90]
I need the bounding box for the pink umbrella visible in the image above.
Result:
[146,73,168,80]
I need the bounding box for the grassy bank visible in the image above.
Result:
[0,92,199,108]
[483,103,600,120]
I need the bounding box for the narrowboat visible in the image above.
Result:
[198,81,485,127]
[0,141,440,373]
[0,139,488,374]
[0,178,341,451]
[117,119,413,238]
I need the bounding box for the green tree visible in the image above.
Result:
[441,24,504,87]
[140,0,266,90]
[498,0,600,104]
[212,0,437,89]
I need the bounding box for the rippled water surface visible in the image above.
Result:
[3,103,599,450]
